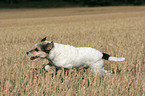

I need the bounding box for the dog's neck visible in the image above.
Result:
[45,55,59,68]
[45,44,55,62]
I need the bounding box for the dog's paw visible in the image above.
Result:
[42,64,48,71]
[42,64,55,74]
[44,65,50,71]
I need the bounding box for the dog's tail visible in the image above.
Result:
[102,53,125,62]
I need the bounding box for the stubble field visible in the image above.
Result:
[0,6,145,96]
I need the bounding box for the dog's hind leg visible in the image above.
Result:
[90,60,110,76]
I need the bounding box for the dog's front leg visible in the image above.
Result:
[42,64,50,72]
[43,60,56,73]
[43,64,50,71]
[43,64,55,74]
[42,59,52,71]
[43,60,51,71]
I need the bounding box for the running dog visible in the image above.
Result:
[26,37,125,76]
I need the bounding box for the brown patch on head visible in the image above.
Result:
[46,41,54,50]
[40,41,54,53]
[28,48,40,56]
[41,41,47,45]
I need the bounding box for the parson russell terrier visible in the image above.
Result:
[26,37,125,76]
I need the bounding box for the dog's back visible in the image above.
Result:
[48,43,103,68]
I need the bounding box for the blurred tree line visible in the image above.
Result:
[0,0,144,7]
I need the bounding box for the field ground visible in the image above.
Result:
[0,6,145,96]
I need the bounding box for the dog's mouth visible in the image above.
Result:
[30,56,40,60]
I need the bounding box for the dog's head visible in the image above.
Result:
[26,37,54,61]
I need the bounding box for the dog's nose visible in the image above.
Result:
[26,52,28,55]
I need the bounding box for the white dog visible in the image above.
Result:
[26,37,125,76]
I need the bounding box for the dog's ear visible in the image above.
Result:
[46,41,54,50]
[41,41,54,53]
[41,37,47,42]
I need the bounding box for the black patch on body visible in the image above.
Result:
[102,53,110,60]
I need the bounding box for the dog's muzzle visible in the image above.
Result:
[26,51,39,60]
[26,51,45,61]
[30,56,40,60]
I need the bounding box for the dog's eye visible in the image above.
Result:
[35,48,39,52]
